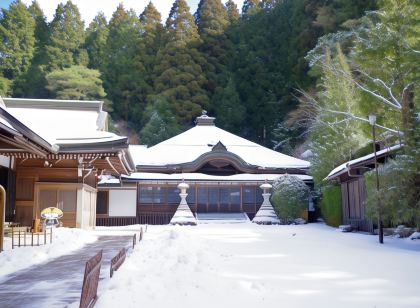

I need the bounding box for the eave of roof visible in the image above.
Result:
[56,136,129,153]
[3,97,103,112]
[325,144,402,181]
[0,103,58,154]
[119,172,313,183]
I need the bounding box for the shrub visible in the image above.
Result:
[320,185,342,227]
[271,175,310,224]
[365,156,420,229]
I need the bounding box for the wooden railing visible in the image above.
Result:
[110,248,126,278]
[137,212,174,225]
[80,250,102,308]
[96,213,174,226]
[109,227,144,279]
[96,216,137,227]
[11,227,53,249]
[81,226,146,306]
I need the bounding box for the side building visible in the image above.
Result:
[325,144,401,232]
[0,98,134,228]
[97,113,312,225]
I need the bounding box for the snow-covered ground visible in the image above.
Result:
[0,227,97,279]
[95,223,420,308]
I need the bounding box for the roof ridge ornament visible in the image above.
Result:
[212,141,227,152]
[195,110,215,126]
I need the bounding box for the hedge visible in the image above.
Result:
[320,185,342,227]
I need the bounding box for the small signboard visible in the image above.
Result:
[41,207,63,226]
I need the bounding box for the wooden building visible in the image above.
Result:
[0,98,134,228]
[97,112,312,225]
[325,144,401,232]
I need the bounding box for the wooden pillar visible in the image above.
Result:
[240,186,243,213]
[0,185,6,252]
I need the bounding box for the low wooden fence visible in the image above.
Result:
[11,227,53,249]
[110,248,126,278]
[80,226,146,307]
[80,250,102,308]
[132,233,136,249]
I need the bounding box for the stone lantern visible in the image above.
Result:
[170,181,197,226]
[252,182,280,225]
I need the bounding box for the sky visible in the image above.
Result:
[15,0,245,25]
[0,0,14,10]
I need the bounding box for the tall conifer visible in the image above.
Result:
[195,0,229,96]
[153,0,209,123]
[242,0,261,16]
[45,1,85,70]
[137,1,164,120]
[103,4,141,122]
[0,0,35,80]
[85,12,109,70]
[225,0,240,24]
[29,1,49,49]
[13,0,49,97]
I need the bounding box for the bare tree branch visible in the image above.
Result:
[324,109,402,134]
[294,88,403,136]
[356,70,402,108]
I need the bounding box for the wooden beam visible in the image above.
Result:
[106,157,120,175]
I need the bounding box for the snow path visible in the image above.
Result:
[95,223,420,308]
[0,227,98,277]
[0,235,133,308]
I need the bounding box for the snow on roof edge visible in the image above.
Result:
[120,172,312,182]
[325,144,402,180]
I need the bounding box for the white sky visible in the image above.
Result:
[21,0,245,25]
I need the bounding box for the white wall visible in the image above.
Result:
[109,189,136,217]
[0,156,10,168]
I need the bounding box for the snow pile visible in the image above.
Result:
[410,232,420,240]
[0,227,97,278]
[95,223,420,308]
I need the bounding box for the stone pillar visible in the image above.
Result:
[170,182,197,226]
[252,183,280,225]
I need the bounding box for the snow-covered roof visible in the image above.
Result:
[121,172,312,182]
[135,114,310,171]
[325,144,402,180]
[129,144,148,163]
[2,98,127,150]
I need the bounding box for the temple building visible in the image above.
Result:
[97,112,312,226]
[0,98,133,228]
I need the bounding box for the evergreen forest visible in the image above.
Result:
[1,0,418,226]
[0,0,376,147]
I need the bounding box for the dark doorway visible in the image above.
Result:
[0,166,16,222]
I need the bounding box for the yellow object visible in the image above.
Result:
[40,207,64,219]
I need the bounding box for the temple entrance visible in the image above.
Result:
[196,186,242,213]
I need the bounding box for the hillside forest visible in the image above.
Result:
[0,0,377,146]
[0,0,418,226]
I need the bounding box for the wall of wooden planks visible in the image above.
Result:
[14,158,96,227]
[341,177,373,233]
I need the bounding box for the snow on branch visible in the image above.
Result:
[320,61,404,110]
[295,89,402,136]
